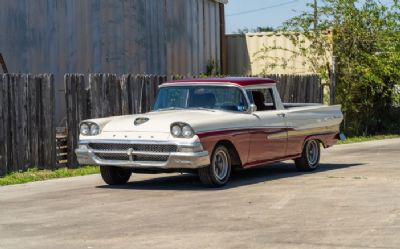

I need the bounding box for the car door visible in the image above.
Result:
[246,88,288,166]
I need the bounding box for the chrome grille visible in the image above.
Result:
[96,153,130,161]
[136,155,169,161]
[89,143,178,152]
[89,143,177,162]
[96,153,168,162]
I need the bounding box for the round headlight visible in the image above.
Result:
[80,123,90,135]
[182,125,194,138]
[90,123,100,135]
[171,125,182,137]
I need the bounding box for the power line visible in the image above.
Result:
[226,0,299,17]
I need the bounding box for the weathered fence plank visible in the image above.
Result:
[89,74,123,118]
[120,74,130,115]
[138,75,147,113]
[65,74,88,168]
[0,75,9,175]
[9,75,28,172]
[0,74,56,176]
[41,74,56,169]
[28,75,39,168]
[266,74,322,103]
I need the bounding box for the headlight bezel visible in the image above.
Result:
[80,123,90,136]
[80,122,100,136]
[170,122,195,138]
[182,125,194,138]
[171,125,182,137]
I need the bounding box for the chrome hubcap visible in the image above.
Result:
[306,140,319,167]
[213,150,229,181]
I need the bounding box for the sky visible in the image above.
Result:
[225,0,310,33]
[224,0,395,33]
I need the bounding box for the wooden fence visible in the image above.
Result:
[0,73,321,175]
[65,74,167,167]
[268,74,322,103]
[64,73,321,168]
[0,74,56,176]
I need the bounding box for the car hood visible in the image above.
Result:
[101,109,247,133]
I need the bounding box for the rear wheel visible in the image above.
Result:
[100,166,132,185]
[294,140,320,171]
[198,145,232,187]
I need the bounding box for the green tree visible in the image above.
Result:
[255,26,275,32]
[235,26,275,34]
[261,0,400,135]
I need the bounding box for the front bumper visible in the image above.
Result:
[75,141,210,169]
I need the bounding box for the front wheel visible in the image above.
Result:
[198,145,232,187]
[294,140,321,171]
[100,166,132,185]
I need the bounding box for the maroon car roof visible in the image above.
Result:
[164,77,276,86]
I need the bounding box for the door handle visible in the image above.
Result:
[277,113,286,118]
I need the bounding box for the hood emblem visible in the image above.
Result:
[134,117,149,126]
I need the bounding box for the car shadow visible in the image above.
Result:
[96,162,364,191]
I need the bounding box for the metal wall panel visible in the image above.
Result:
[0,0,222,123]
[226,32,332,76]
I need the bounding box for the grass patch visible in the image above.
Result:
[339,134,400,144]
[0,166,99,186]
[1,134,399,186]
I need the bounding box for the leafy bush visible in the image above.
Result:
[259,0,400,136]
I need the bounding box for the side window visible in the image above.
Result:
[247,88,276,111]
[264,89,276,109]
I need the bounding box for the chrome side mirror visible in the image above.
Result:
[247,104,257,113]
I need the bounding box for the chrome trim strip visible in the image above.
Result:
[243,83,277,90]
[75,147,210,169]
[160,82,276,89]
[160,82,243,88]
[197,125,340,135]
[93,150,170,156]
[197,125,340,139]
[267,132,288,140]
[199,126,289,131]
[287,125,340,138]
[79,139,201,147]
[197,126,292,134]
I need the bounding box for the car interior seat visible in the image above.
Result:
[251,91,267,111]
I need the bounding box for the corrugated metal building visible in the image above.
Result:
[225,32,332,75]
[0,0,227,123]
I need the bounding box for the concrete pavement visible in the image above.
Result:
[1,139,400,249]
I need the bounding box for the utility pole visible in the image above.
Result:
[330,56,337,105]
[314,0,318,30]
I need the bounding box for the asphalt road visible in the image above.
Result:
[1,139,400,249]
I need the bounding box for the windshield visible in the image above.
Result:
[152,85,249,112]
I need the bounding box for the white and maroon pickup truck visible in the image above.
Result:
[76,77,343,187]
